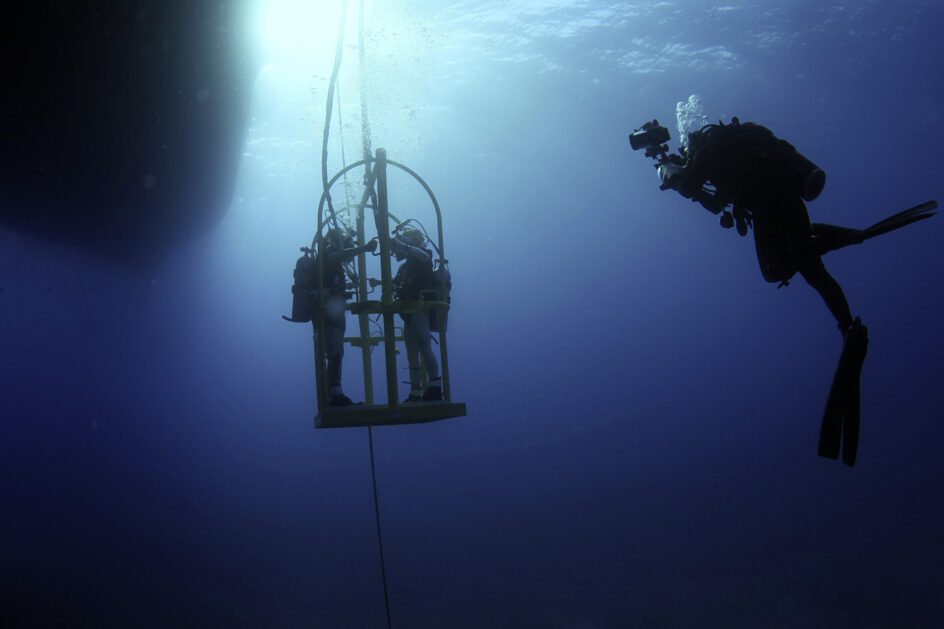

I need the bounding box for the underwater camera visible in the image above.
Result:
[629,120,671,159]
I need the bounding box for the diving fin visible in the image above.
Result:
[819,372,844,460]
[811,200,937,256]
[818,318,868,466]
[860,200,937,240]
[841,324,868,466]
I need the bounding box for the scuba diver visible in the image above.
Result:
[286,225,377,406]
[320,226,377,405]
[630,114,936,466]
[390,228,443,402]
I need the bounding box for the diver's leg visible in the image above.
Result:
[751,217,787,283]
[412,313,440,381]
[413,313,442,400]
[808,223,863,257]
[757,200,870,465]
[324,294,351,405]
[797,256,854,332]
[402,315,423,402]
[752,197,819,284]
[800,255,869,466]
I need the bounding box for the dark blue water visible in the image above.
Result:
[3,1,943,627]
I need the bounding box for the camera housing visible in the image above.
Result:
[629,120,670,151]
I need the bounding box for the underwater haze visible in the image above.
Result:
[2,0,943,627]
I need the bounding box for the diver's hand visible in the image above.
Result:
[366,237,378,253]
[658,161,685,189]
[389,237,407,256]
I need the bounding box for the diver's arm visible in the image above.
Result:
[325,239,378,265]
[660,154,706,197]
[389,235,431,263]
[401,244,432,263]
[659,157,725,215]
[690,189,726,215]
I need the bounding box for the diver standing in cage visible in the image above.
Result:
[318,225,377,406]
[390,228,443,402]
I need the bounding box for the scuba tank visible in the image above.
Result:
[288,248,317,323]
[429,263,451,333]
[687,118,826,204]
[730,119,826,202]
[780,136,826,202]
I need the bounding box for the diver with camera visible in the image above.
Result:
[630,101,937,466]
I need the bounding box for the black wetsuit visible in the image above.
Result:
[393,244,440,400]
[393,248,434,321]
[673,121,854,330]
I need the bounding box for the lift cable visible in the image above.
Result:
[358,0,373,172]
[320,0,349,238]
[368,426,393,628]
[320,2,392,627]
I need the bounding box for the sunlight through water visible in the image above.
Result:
[252,0,344,67]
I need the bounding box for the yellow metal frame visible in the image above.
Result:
[312,149,467,429]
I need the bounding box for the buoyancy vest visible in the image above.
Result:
[685,120,825,210]
[393,250,434,301]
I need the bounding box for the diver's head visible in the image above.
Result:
[325,226,354,251]
[393,228,425,260]
[400,229,424,247]
[685,127,709,156]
